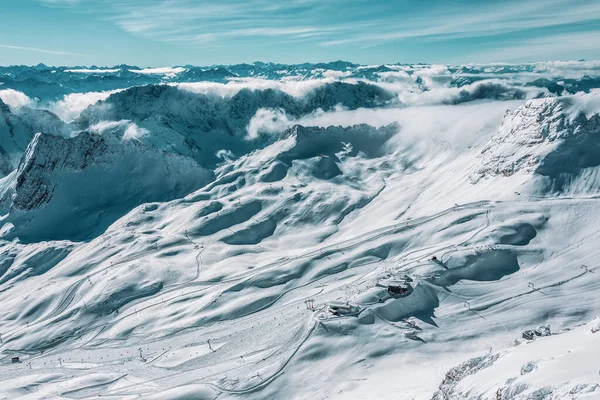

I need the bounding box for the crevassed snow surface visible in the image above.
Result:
[0,61,600,400]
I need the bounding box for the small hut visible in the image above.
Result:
[328,301,360,316]
[388,280,414,297]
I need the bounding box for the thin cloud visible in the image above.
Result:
[37,0,361,46]
[33,0,600,61]
[105,0,600,50]
[321,1,600,47]
[38,0,88,6]
[465,31,600,63]
[0,44,74,56]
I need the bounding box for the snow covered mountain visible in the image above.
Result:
[72,81,395,166]
[1,127,212,242]
[473,95,600,194]
[0,62,600,400]
[0,98,64,176]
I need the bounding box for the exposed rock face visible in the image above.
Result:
[12,132,109,211]
[0,99,65,176]
[472,94,600,193]
[3,128,212,241]
[473,98,567,180]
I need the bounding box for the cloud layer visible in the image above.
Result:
[0,89,33,108]
[49,90,123,122]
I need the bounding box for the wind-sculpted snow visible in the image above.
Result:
[432,319,600,399]
[2,62,600,399]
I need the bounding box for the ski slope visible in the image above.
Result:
[1,62,600,399]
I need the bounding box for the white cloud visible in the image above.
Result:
[216,149,235,161]
[376,70,411,81]
[242,99,523,160]
[321,70,352,79]
[297,100,523,154]
[49,89,123,122]
[0,89,33,109]
[562,89,600,121]
[396,80,544,107]
[88,119,150,141]
[122,123,149,141]
[176,70,551,111]
[246,108,293,140]
[89,120,130,134]
[64,69,121,73]
[176,77,339,98]
[131,67,186,78]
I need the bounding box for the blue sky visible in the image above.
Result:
[1,0,599,66]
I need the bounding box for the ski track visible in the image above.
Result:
[2,196,600,399]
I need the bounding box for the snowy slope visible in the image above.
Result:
[0,63,599,400]
[433,319,600,399]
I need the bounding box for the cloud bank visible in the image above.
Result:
[0,89,33,109]
[49,90,124,121]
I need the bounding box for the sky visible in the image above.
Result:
[0,0,599,66]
